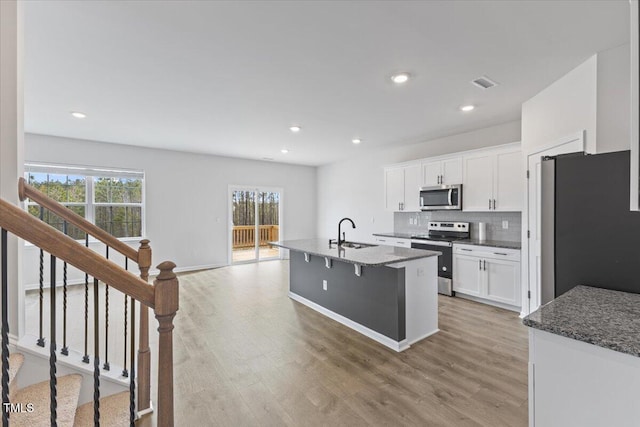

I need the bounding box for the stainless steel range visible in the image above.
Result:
[411,221,470,296]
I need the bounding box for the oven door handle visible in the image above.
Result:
[448,189,453,206]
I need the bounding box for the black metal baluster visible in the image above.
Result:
[49,255,57,425]
[61,222,68,356]
[103,247,110,371]
[93,277,100,425]
[82,235,89,364]
[37,206,45,347]
[2,229,11,427]
[122,258,129,378]
[129,298,136,425]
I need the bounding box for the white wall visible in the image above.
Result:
[520,44,632,315]
[1,0,25,336]
[522,55,598,154]
[24,133,317,279]
[597,43,631,153]
[316,121,522,242]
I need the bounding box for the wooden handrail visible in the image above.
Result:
[18,177,139,262]
[0,198,155,308]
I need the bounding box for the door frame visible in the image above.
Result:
[521,131,585,317]
[227,185,284,265]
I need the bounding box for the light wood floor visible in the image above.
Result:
[28,260,529,426]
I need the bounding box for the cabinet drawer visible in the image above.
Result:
[454,244,520,262]
[373,236,411,248]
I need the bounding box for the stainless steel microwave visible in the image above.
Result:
[419,185,462,211]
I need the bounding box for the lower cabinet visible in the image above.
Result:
[453,244,521,310]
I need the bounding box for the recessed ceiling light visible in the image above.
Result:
[281,149,289,154]
[352,138,362,144]
[390,73,410,84]
[460,105,475,112]
[71,111,87,119]
[289,126,301,133]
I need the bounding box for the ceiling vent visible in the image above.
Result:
[471,76,498,90]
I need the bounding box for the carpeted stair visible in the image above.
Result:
[5,353,24,401]
[4,353,130,426]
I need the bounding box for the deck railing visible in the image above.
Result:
[233,225,279,248]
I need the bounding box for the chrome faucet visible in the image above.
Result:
[338,217,356,246]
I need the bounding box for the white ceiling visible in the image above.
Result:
[24,0,629,166]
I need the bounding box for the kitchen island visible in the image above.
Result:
[270,238,441,352]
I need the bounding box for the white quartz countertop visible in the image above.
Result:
[270,238,441,267]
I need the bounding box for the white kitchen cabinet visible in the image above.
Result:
[494,150,523,211]
[462,154,494,211]
[384,163,420,212]
[453,244,521,310]
[462,147,522,212]
[403,164,421,211]
[421,157,462,186]
[373,236,411,248]
[384,167,405,212]
[451,253,483,296]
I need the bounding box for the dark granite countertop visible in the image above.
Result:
[523,285,640,357]
[270,238,440,267]
[454,239,521,250]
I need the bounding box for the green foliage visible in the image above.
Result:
[28,173,85,203]
[232,190,279,226]
[26,173,143,239]
[94,177,142,203]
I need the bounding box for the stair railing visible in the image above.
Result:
[18,177,154,412]
[0,193,177,426]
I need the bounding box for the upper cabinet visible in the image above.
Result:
[384,163,421,212]
[462,147,522,212]
[421,157,462,186]
[384,143,522,212]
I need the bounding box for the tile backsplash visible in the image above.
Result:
[394,211,522,242]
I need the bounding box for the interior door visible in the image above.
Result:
[526,136,583,312]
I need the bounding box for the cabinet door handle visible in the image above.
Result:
[460,248,472,251]
[493,199,496,210]
[494,252,508,256]
[489,199,492,210]
[483,260,486,270]
[479,260,482,270]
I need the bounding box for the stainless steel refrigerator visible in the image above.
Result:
[540,150,640,304]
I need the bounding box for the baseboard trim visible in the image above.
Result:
[149,263,225,278]
[407,329,440,346]
[288,291,410,352]
[24,263,227,290]
[454,292,521,312]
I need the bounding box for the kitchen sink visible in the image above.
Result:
[340,241,377,249]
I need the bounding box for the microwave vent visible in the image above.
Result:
[471,75,499,90]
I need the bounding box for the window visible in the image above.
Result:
[25,164,145,240]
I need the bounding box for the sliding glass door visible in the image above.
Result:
[230,186,282,264]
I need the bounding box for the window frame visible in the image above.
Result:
[24,163,146,242]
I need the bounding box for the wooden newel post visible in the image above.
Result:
[137,239,152,412]
[154,261,178,427]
